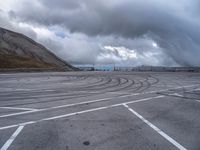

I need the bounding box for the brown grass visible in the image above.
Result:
[0,53,56,68]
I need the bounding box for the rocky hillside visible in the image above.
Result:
[0,27,76,70]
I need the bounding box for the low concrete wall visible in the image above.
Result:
[0,67,70,73]
[111,67,200,72]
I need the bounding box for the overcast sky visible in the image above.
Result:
[0,0,200,66]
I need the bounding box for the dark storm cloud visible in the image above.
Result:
[1,0,200,66]
[0,9,37,39]
[12,1,191,36]
[41,0,82,10]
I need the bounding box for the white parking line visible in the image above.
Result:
[0,110,38,118]
[0,106,38,111]
[0,95,164,130]
[41,96,164,121]
[185,88,200,92]
[0,125,24,150]
[0,84,197,119]
[0,122,34,130]
[0,91,162,118]
[163,89,200,103]
[123,104,187,150]
[168,93,183,97]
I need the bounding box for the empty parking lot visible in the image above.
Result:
[0,71,200,150]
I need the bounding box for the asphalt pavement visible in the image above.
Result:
[0,71,200,150]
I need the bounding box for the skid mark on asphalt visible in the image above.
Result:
[0,84,197,119]
[0,96,164,131]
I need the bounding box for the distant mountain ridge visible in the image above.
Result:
[0,27,76,70]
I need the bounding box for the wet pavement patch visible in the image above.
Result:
[83,141,90,146]
[66,145,69,150]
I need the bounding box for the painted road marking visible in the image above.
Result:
[0,125,24,150]
[0,95,164,130]
[168,93,183,97]
[185,88,200,93]
[123,104,187,150]
[162,88,200,103]
[0,106,38,111]
[0,84,197,119]
[0,91,162,118]
[0,110,38,118]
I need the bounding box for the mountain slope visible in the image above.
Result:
[0,27,76,70]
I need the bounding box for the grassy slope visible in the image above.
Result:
[0,53,56,68]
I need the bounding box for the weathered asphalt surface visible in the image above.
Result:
[0,71,200,150]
